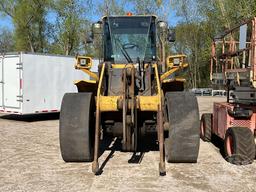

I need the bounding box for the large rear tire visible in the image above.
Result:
[224,127,255,165]
[59,92,95,162]
[200,113,212,142]
[164,92,200,163]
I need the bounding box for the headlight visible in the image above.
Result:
[75,56,92,69]
[80,59,87,66]
[173,58,180,66]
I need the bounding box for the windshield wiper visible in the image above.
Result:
[115,38,133,63]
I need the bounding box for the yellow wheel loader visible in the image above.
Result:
[59,15,200,176]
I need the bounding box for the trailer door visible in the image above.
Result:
[0,56,3,107]
[3,55,21,109]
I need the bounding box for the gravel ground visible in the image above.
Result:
[0,96,255,192]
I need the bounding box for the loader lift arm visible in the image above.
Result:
[92,62,166,175]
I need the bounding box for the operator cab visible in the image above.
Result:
[90,15,175,64]
[103,16,157,64]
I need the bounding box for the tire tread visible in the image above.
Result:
[225,127,255,165]
[200,113,212,142]
[59,92,95,162]
[165,91,200,163]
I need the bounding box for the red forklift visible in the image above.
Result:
[201,17,256,165]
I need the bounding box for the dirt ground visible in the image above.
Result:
[0,96,255,192]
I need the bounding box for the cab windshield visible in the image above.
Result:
[103,16,156,63]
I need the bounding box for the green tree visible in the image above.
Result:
[174,22,211,88]
[49,0,90,55]
[0,0,50,52]
[128,0,161,15]
[170,0,210,88]
[199,0,256,32]
[0,28,14,52]
[170,0,256,88]
[97,0,126,15]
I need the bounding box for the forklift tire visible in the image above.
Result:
[164,92,200,163]
[224,127,255,165]
[60,92,95,162]
[200,113,212,142]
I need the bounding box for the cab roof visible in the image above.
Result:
[101,15,157,20]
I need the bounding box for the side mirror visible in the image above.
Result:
[92,21,103,39]
[75,56,92,70]
[167,28,175,42]
[157,21,168,35]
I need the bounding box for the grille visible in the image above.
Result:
[231,120,251,128]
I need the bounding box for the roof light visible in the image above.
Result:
[127,12,132,16]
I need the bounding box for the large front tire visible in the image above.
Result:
[164,92,200,163]
[59,92,95,162]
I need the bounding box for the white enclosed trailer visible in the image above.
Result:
[0,52,98,115]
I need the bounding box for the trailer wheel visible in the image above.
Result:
[164,92,200,163]
[224,127,255,165]
[59,92,95,162]
[200,113,212,142]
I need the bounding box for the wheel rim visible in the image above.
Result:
[226,135,234,156]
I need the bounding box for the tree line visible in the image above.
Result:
[0,0,163,55]
[172,0,256,88]
[0,0,256,88]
